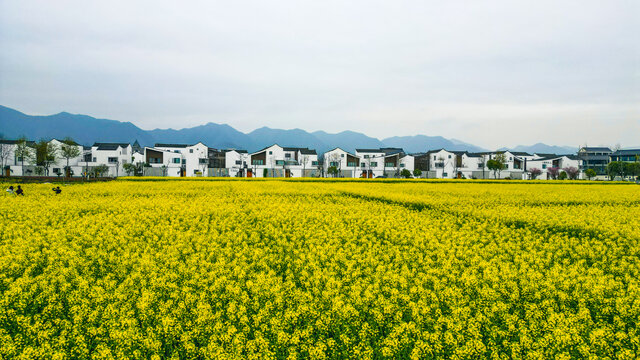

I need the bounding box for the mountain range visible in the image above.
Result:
[0,105,578,155]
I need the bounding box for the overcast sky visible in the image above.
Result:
[1,0,638,149]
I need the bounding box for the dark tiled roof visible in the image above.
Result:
[155,143,189,148]
[611,149,640,156]
[534,153,557,158]
[580,147,612,152]
[94,142,130,151]
[357,148,404,155]
[509,151,532,156]
[300,149,317,155]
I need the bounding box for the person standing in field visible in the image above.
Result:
[52,186,62,194]
[6,186,15,195]
[15,185,24,196]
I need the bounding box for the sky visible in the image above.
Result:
[0,0,638,149]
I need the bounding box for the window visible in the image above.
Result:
[341,154,344,158]
[433,156,436,160]
[276,160,285,165]
[172,158,181,164]
[199,158,208,164]
[448,155,451,159]
[312,161,318,166]
[235,160,242,165]
[330,161,339,167]
[174,150,179,153]
[269,151,272,155]
[370,162,378,167]
[364,155,369,159]
[400,164,405,168]
[182,159,186,165]
[189,149,193,153]
[542,164,547,169]
[108,157,118,163]
[93,157,97,162]
[361,162,365,167]
[385,162,394,167]
[252,160,264,165]
[285,153,291,158]
[443,172,448,177]
[347,162,356,167]
[53,168,61,174]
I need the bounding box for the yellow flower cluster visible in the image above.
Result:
[0,180,638,359]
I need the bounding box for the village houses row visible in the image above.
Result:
[0,138,636,180]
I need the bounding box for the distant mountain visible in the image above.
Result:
[149,122,250,150]
[499,143,577,155]
[0,105,155,146]
[1,105,579,155]
[247,127,328,153]
[383,135,488,153]
[313,130,385,153]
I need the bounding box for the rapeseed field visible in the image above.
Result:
[1,179,638,359]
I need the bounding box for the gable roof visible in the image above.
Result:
[611,149,640,156]
[155,143,189,148]
[93,142,130,151]
[580,147,612,152]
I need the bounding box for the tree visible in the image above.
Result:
[31,139,58,176]
[327,166,339,177]
[263,168,268,178]
[529,168,542,179]
[123,162,137,176]
[627,162,640,181]
[585,168,596,180]
[93,164,109,177]
[607,161,623,180]
[60,138,81,177]
[493,153,507,179]
[14,137,31,176]
[487,159,500,179]
[300,155,310,177]
[547,167,560,180]
[413,169,422,178]
[0,139,12,174]
[558,171,568,180]
[478,158,486,179]
[400,169,412,178]
[562,166,579,180]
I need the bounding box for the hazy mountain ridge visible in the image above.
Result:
[1,105,578,154]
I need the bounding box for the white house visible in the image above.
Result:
[47,139,85,177]
[323,147,360,178]
[90,143,133,177]
[141,147,184,176]
[526,154,581,179]
[154,143,209,177]
[224,149,249,177]
[355,148,405,178]
[248,144,319,177]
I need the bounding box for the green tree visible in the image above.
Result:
[400,169,412,178]
[60,138,81,177]
[607,161,623,180]
[327,166,339,177]
[31,139,58,176]
[263,168,268,178]
[585,168,596,180]
[413,169,422,178]
[487,159,500,179]
[123,162,137,176]
[93,164,109,177]
[558,171,568,180]
[14,137,32,176]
